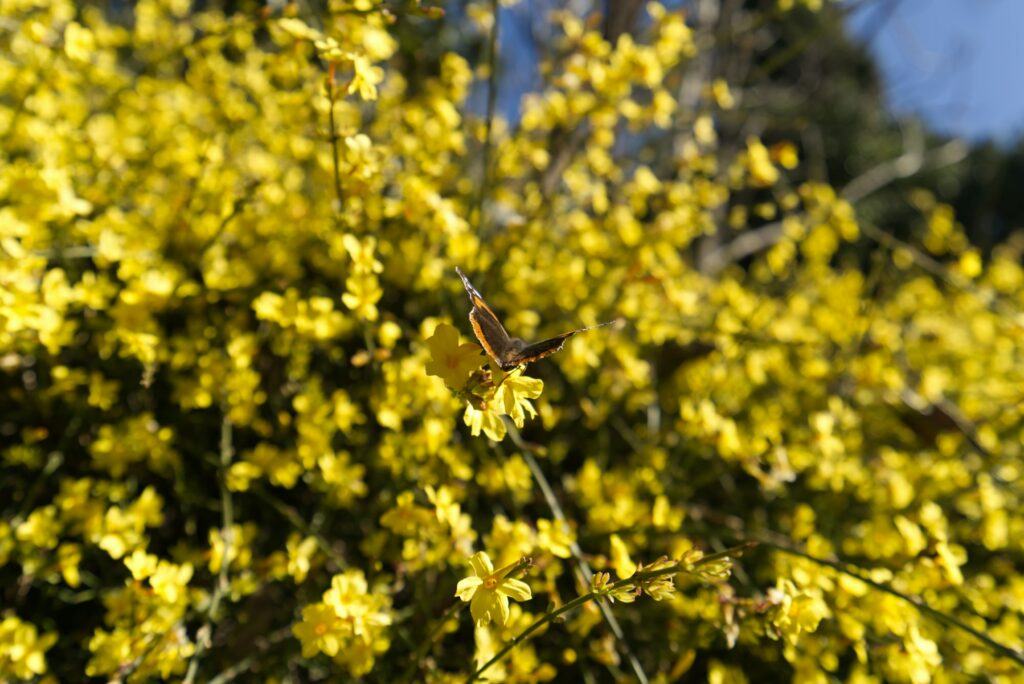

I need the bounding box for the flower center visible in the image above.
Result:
[483,576,498,590]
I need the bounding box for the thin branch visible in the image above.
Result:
[700,220,785,274]
[197,179,260,256]
[466,543,753,683]
[843,135,967,204]
[860,221,1024,326]
[183,417,235,684]
[326,64,345,215]
[206,627,293,684]
[400,600,466,682]
[676,507,1024,666]
[701,136,970,275]
[506,424,651,684]
[764,542,1024,666]
[250,485,347,569]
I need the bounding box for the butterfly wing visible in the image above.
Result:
[511,319,620,367]
[509,332,575,366]
[455,267,518,369]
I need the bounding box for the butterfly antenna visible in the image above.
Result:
[576,318,624,334]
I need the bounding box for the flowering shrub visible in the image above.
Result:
[1,0,1023,681]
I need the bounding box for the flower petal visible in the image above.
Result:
[498,577,532,602]
[495,593,510,626]
[610,534,636,579]
[471,589,498,626]
[455,576,483,601]
[469,551,494,577]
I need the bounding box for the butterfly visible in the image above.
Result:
[456,267,618,371]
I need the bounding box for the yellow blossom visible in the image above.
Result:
[0,616,57,679]
[455,551,533,627]
[425,323,484,390]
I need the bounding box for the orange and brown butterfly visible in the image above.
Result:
[455,267,619,371]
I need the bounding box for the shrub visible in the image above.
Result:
[1,1,1022,681]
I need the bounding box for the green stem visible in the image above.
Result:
[183,417,235,684]
[206,627,293,684]
[400,601,466,683]
[198,179,260,255]
[602,513,1023,665]
[515,441,649,684]
[765,542,1024,666]
[326,65,344,217]
[251,485,346,569]
[465,544,752,682]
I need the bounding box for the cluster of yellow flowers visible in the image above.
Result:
[293,570,393,677]
[1,0,1022,681]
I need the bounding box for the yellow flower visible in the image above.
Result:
[294,602,344,658]
[463,404,508,441]
[0,616,57,679]
[15,505,61,550]
[493,371,543,428]
[635,557,677,601]
[64,22,95,63]
[766,579,829,643]
[744,136,779,187]
[425,323,484,390]
[277,17,324,41]
[148,559,194,604]
[609,533,636,579]
[455,551,532,627]
[286,534,319,583]
[347,54,385,101]
[341,235,384,275]
[341,273,383,322]
[124,549,158,580]
[536,519,574,559]
[711,79,735,109]
[771,141,799,169]
[292,570,392,676]
[589,571,637,603]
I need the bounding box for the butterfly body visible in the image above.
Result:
[455,267,615,370]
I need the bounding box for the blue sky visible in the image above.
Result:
[845,0,1024,144]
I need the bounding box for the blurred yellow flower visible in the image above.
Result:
[425,323,484,390]
[63,22,95,62]
[609,533,636,579]
[744,137,780,187]
[0,616,57,679]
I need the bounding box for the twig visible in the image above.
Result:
[700,220,785,274]
[506,424,651,684]
[675,507,1024,667]
[466,543,753,682]
[765,542,1024,666]
[326,63,345,215]
[183,417,235,684]
[251,485,346,569]
[400,600,466,682]
[843,135,967,203]
[198,179,260,255]
[701,136,970,275]
[206,627,293,684]
[860,221,1024,326]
